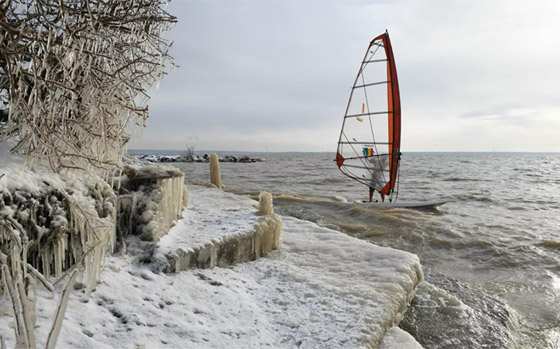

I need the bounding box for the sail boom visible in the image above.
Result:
[353,81,389,89]
[336,153,394,162]
[362,59,388,64]
[345,111,390,118]
[340,164,375,170]
[338,141,391,145]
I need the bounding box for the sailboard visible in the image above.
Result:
[336,30,401,202]
[360,200,448,209]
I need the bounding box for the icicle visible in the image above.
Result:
[129,194,138,236]
[45,270,79,349]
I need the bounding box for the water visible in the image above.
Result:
[171,152,560,349]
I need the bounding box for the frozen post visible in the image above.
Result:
[209,153,222,189]
[259,191,274,216]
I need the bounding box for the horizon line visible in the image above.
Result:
[127,149,560,154]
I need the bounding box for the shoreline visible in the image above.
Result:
[1,179,424,348]
[1,150,424,347]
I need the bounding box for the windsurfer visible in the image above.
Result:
[368,155,389,202]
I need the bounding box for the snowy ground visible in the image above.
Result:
[158,187,261,253]
[1,186,423,348]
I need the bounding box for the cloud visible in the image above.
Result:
[461,104,540,125]
[136,0,560,152]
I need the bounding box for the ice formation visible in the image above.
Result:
[116,164,186,242]
[209,153,222,189]
[0,147,191,347]
[258,191,274,215]
[1,2,178,346]
[0,174,117,290]
[0,186,423,349]
[0,1,176,178]
[0,167,117,347]
[157,189,282,273]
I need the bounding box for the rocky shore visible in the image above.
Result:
[136,153,265,163]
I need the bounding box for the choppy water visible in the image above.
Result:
[170,152,560,349]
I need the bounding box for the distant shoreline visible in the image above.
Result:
[128,149,560,155]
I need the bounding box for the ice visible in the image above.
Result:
[1,143,117,301]
[0,143,65,195]
[1,1,175,178]
[115,164,185,241]
[378,327,424,349]
[1,186,423,348]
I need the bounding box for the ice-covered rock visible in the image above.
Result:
[116,164,186,242]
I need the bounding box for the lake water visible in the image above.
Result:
[169,152,560,349]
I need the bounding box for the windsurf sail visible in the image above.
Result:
[336,31,401,201]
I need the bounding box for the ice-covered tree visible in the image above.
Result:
[0,0,176,176]
[1,3,176,347]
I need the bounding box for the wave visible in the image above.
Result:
[539,239,560,248]
[337,222,370,233]
[458,194,495,203]
[442,177,478,182]
[403,276,516,349]
[273,193,348,205]
[362,231,387,237]
[298,193,348,203]
[507,206,527,211]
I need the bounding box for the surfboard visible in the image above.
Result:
[360,200,447,209]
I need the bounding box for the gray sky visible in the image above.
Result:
[135,0,560,152]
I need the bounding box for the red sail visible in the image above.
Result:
[376,32,401,195]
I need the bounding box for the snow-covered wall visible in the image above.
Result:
[159,189,282,273]
[164,214,282,273]
[117,164,186,242]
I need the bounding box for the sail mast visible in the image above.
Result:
[379,31,401,196]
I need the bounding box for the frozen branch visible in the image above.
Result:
[45,269,79,349]
[1,0,176,177]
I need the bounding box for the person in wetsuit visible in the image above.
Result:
[368,155,388,202]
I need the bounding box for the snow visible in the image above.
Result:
[1,186,423,348]
[0,142,65,194]
[157,187,260,254]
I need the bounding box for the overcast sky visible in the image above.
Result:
[134,0,560,152]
